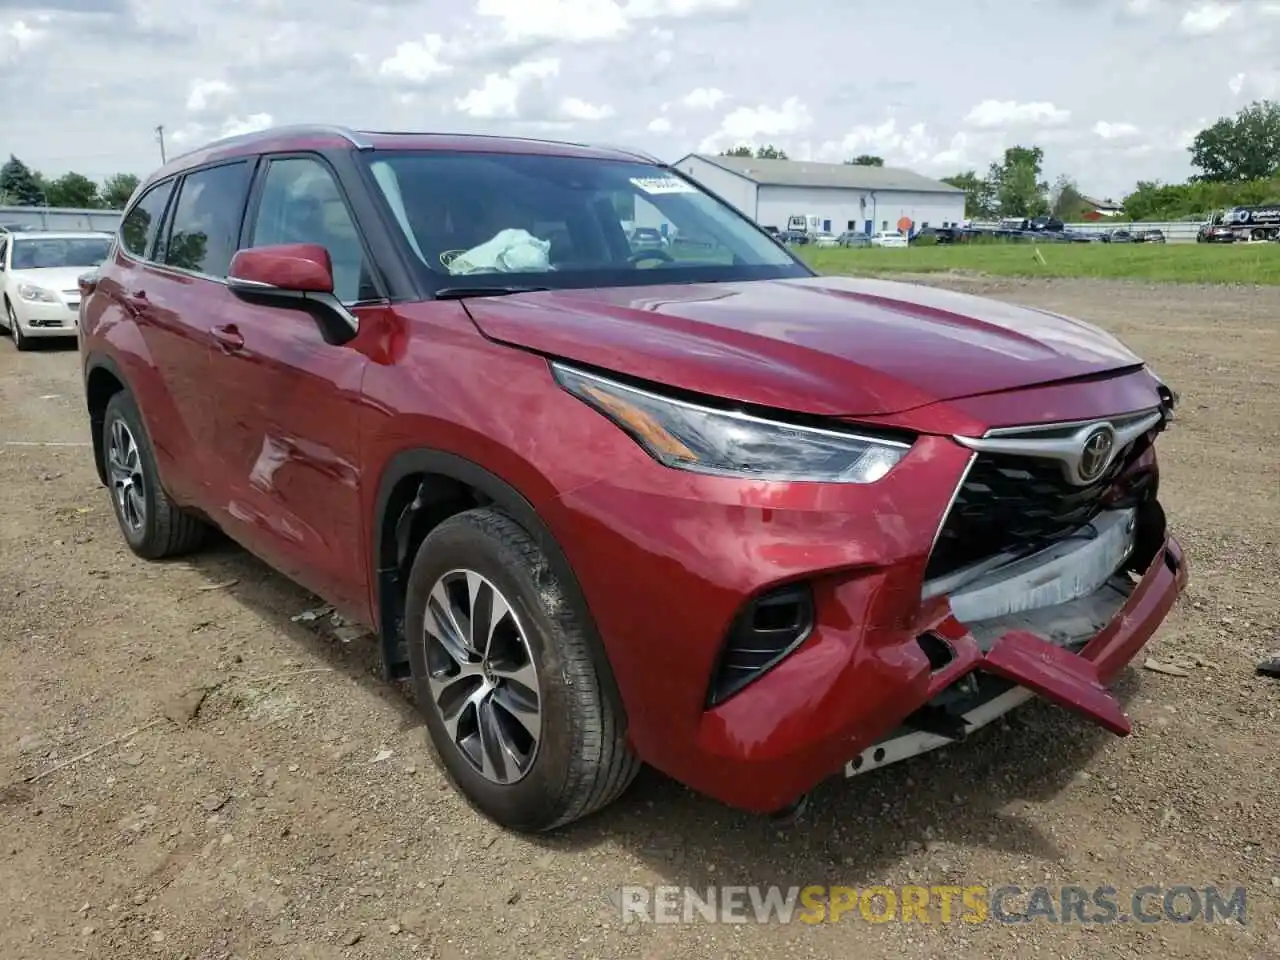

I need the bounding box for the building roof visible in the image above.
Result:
[677,153,964,194]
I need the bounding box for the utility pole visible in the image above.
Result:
[155,124,167,164]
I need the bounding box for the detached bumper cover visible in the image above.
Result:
[685,535,1187,813]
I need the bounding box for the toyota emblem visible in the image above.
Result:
[1078,426,1116,483]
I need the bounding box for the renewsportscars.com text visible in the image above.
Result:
[617,884,1248,925]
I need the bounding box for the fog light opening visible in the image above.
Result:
[917,632,955,671]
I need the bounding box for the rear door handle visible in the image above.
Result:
[211,324,244,352]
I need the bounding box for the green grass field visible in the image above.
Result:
[798,242,1280,285]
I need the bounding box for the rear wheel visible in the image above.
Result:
[101,391,207,559]
[405,507,639,831]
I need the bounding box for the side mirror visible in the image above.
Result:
[227,243,334,298]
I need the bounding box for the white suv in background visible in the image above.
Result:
[0,231,113,350]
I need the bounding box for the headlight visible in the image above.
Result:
[552,362,911,483]
[17,282,57,303]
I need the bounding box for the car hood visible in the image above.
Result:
[462,275,1144,417]
[7,267,94,294]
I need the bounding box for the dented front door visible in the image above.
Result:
[206,299,369,616]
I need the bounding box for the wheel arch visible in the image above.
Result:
[371,447,627,721]
[84,352,130,486]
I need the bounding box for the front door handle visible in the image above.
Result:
[211,324,244,352]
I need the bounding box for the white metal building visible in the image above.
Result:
[671,154,966,235]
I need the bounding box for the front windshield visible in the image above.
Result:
[12,236,112,270]
[364,151,809,289]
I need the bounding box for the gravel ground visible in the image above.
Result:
[1,277,1277,959]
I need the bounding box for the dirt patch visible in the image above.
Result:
[1,278,1277,958]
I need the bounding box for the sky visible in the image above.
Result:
[1,0,1278,200]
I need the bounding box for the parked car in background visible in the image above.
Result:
[780,229,809,245]
[1101,229,1133,244]
[1,230,113,350]
[79,124,1187,832]
[1028,216,1066,232]
[1132,229,1166,244]
[869,231,908,248]
[810,231,838,248]
[627,226,667,251]
[836,231,870,247]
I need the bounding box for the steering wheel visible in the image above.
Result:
[627,247,675,264]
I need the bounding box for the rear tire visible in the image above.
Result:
[405,507,639,831]
[102,391,207,559]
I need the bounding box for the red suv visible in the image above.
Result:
[78,125,1187,831]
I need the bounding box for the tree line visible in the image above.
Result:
[718,100,1280,222]
[0,154,140,210]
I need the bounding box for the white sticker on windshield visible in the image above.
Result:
[630,176,697,195]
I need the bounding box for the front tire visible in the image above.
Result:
[102,391,207,559]
[6,300,29,351]
[405,507,639,831]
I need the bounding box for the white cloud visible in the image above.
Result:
[186,79,234,113]
[475,0,630,43]
[1180,2,1236,34]
[379,34,451,83]
[1227,69,1280,98]
[455,57,560,119]
[8,0,1280,202]
[698,97,812,151]
[221,113,274,138]
[680,87,725,109]
[1,18,46,61]
[559,97,615,120]
[6,19,42,49]
[964,99,1071,128]
[1093,121,1140,139]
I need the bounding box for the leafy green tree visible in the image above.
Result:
[941,170,997,219]
[845,154,884,166]
[44,171,100,208]
[719,145,788,159]
[1189,100,1280,182]
[990,145,1049,218]
[100,173,141,209]
[0,155,46,206]
[1049,175,1091,220]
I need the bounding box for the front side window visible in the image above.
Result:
[249,156,373,303]
[164,162,251,277]
[120,180,174,259]
[364,151,808,291]
[11,236,113,270]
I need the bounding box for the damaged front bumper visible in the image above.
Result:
[845,510,1188,779]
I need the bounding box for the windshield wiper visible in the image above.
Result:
[433,285,551,300]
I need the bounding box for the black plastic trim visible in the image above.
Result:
[705,581,815,707]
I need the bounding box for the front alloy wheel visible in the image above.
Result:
[404,507,639,831]
[107,417,146,534]
[424,569,542,784]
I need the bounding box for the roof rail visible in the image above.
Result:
[167,124,371,165]
[356,129,602,151]
[593,143,664,165]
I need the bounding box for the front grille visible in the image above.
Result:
[924,438,1153,582]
